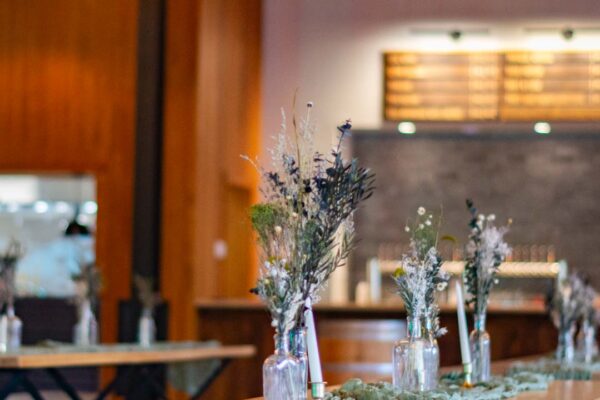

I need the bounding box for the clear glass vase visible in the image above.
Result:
[6,306,22,350]
[393,315,436,392]
[557,323,575,363]
[576,320,598,363]
[73,300,98,346]
[290,327,308,391]
[470,312,491,383]
[138,308,156,347]
[423,314,439,390]
[263,333,304,400]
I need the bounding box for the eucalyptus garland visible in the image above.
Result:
[248,102,375,333]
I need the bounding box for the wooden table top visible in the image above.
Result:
[0,342,256,369]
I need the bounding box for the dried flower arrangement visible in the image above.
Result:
[463,199,512,315]
[580,280,598,327]
[71,262,102,310]
[247,101,375,333]
[134,274,161,312]
[393,206,449,335]
[548,273,587,332]
[0,239,24,308]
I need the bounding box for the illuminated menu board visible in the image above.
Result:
[384,52,501,121]
[384,51,600,122]
[501,52,600,121]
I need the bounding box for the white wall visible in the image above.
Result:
[262,0,600,155]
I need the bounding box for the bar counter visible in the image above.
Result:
[196,299,556,399]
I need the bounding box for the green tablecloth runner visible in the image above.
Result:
[508,356,600,380]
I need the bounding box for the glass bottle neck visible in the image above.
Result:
[289,327,307,354]
[407,316,422,339]
[274,333,291,355]
[474,313,487,332]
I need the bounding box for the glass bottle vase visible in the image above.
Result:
[470,312,491,383]
[423,314,440,390]
[393,315,437,392]
[138,308,156,347]
[73,300,98,346]
[6,306,22,350]
[556,323,576,363]
[576,320,598,363]
[290,327,308,391]
[263,333,304,400]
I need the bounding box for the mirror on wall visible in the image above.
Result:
[0,174,96,298]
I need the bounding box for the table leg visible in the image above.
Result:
[20,374,45,400]
[45,368,83,400]
[0,370,27,398]
[190,359,230,400]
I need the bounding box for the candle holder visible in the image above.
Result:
[462,362,473,388]
[310,381,326,399]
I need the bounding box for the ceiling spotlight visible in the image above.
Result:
[534,121,551,135]
[397,121,416,135]
[561,27,575,40]
[449,30,462,41]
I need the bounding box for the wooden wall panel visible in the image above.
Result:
[0,0,139,346]
[162,0,261,345]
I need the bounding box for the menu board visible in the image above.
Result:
[384,52,500,121]
[384,51,600,122]
[501,51,600,121]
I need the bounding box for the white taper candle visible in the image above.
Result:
[455,280,471,365]
[304,299,323,384]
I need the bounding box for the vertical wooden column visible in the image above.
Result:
[162,0,261,346]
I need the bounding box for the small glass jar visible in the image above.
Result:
[577,319,598,363]
[6,305,22,350]
[556,323,575,363]
[138,308,156,347]
[423,314,440,390]
[290,327,308,391]
[73,299,98,346]
[263,333,304,400]
[470,312,491,383]
[393,315,435,392]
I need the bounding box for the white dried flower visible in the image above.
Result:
[274,226,283,235]
[436,282,447,291]
[487,214,496,222]
[425,219,432,226]
[417,207,426,216]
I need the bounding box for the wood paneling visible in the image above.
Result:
[0,0,139,347]
[161,0,261,346]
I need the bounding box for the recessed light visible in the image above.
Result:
[397,121,416,135]
[534,122,551,135]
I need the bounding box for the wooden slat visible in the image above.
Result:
[0,344,255,369]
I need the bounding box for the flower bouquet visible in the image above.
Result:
[392,207,448,391]
[463,200,511,383]
[576,280,598,363]
[248,102,375,399]
[134,274,161,346]
[0,239,24,351]
[548,273,587,363]
[71,262,102,346]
